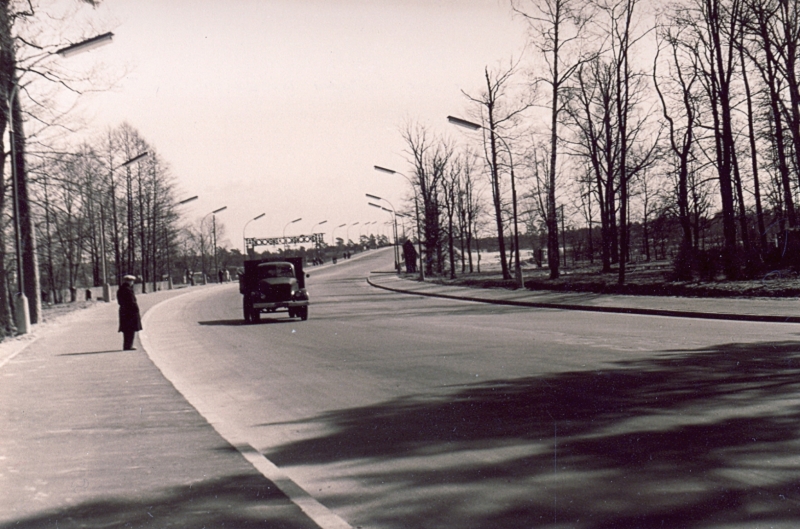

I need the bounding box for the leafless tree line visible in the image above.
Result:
[0,2,215,338]
[398,0,800,287]
[29,123,189,300]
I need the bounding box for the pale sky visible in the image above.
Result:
[66,0,529,251]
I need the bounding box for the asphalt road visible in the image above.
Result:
[144,247,800,529]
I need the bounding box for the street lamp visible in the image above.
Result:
[368,202,399,267]
[163,195,198,289]
[332,223,346,251]
[367,194,400,272]
[346,222,359,249]
[97,151,149,301]
[373,165,425,280]
[212,208,227,281]
[201,206,227,284]
[283,217,302,253]
[243,213,266,256]
[120,151,150,291]
[9,32,116,333]
[396,212,409,239]
[310,219,328,237]
[310,220,327,261]
[358,220,376,250]
[448,115,524,288]
[56,32,114,57]
[559,204,567,267]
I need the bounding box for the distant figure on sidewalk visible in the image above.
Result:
[403,239,417,273]
[117,274,142,351]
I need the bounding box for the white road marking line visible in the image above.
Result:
[141,291,352,529]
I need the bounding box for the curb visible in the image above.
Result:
[367,277,800,324]
[141,285,352,529]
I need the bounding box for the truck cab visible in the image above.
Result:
[240,257,309,322]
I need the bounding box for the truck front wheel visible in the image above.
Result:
[299,307,308,321]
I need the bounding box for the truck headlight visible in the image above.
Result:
[293,289,308,300]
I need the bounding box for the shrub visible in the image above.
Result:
[697,249,722,281]
[672,242,694,281]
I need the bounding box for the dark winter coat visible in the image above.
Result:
[403,239,418,273]
[117,283,142,333]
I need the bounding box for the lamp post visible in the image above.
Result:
[559,204,566,267]
[358,221,369,246]
[117,151,150,293]
[201,206,226,284]
[310,220,327,261]
[332,223,346,254]
[283,217,302,253]
[346,222,359,252]
[448,115,524,289]
[212,210,226,282]
[368,221,378,249]
[368,201,399,269]
[8,33,115,333]
[164,195,198,289]
[373,165,425,280]
[364,220,378,246]
[98,151,150,301]
[396,212,408,239]
[310,219,328,235]
[63,35,116,303]
[367,194,400,272]
[243,213,266,257]
[7,82,29,333]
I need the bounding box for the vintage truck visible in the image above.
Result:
[239,257,309,322]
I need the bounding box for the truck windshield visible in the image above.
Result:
[258,264,294,279]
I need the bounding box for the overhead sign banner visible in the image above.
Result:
[245,233,325,250]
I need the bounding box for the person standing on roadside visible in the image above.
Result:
[118,274,142,351]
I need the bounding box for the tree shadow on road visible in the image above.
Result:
[0,473,320,529]
[265,340,800,529]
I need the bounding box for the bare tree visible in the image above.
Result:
[402,121,449,275]
[566,56,619,272]
[441,154,462,279]
[2,0,116,328]
[513,0,592,279]
[741,0,795,233]
[461,61,532,280]
[654,23,700,255]
[683,0,744,277]
[457,149,483,273]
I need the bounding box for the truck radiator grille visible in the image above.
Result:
[274,284,292,299]
[260,284,292,300]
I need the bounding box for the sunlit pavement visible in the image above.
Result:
[0,286,321,529]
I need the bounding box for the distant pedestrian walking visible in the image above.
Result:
[117,274,142,351]
[403,239,418,273]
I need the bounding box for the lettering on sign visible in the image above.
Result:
[245,233,325,250]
